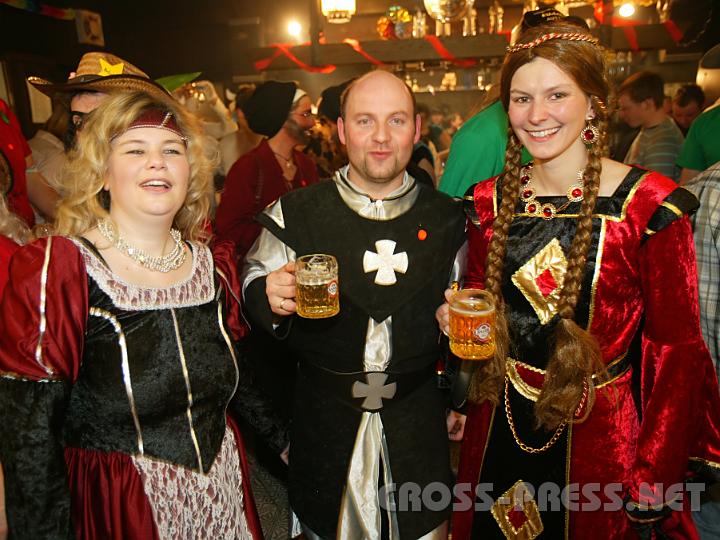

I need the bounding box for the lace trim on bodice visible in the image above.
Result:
[132,426,252,540]
[72,238,216,310]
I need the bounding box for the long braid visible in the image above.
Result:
[468,126,523,405]
[534,99,609,430]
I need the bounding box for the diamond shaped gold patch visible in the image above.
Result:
[491,480,544,540]
[511,238,567,325]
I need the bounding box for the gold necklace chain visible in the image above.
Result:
[504,377,567,454]
[519,162,585,220]
[98,219,186,273]
[272,150,295,168]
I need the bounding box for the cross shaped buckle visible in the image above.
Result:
[351,372,397,410]
[363,239,408,286]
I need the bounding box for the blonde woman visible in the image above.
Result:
[438,22,720,539]
[0,92,285,539]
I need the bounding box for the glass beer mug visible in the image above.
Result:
[448,289,496,360]
[295,254,340,319]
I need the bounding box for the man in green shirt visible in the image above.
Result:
[439,97,531,197]
[677,100,720,184]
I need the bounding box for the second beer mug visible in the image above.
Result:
[449,289,496,360]
[295,254,340,319]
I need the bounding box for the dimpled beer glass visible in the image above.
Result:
[295,254,340,319]
[449,289,496,360]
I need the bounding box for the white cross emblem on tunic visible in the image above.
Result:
[351,372,397,410]
[362,239,408,286]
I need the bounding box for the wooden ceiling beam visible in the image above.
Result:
[245,24,683,72]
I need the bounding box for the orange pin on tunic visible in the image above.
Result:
[417,228,428,241]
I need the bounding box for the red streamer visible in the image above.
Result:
[663,20,684,43]
[423,35,477,68]
[343,39,386,66]
[254,43,336,73]
[253,49,283,71]
[622,27,640,51]
[498,30,512,43]
[610,16,641,27]
[593,1,612,25]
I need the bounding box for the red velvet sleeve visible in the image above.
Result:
[212,239,249,342]
[0,235,20,297]
[465,179,497,289]
[0,236,88,381]
[214,154,262,261]
[630,216,720,504]
[0,236,88,538]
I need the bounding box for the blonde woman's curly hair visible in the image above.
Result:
[0,194,31,244]
[54,91,217,243]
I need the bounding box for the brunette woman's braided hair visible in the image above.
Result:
[469,22,611,431]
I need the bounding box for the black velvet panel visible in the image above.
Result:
[500,210,600,368]
[62,276,239,473]
[473,388,570,538]
[642,187,700,244]
[0,377,75,540]
[493,168,646,369]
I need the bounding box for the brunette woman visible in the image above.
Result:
[438,22,720,539]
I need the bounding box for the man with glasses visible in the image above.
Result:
[216,80,319,262]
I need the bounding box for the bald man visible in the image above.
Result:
[242,71,466,539]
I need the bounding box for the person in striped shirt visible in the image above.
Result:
[618,70,685,181]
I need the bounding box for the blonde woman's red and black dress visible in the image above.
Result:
[0,236,287,539]
[452,167,720,539]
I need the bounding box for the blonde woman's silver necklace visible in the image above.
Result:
[519,162,585,220]
[98,219,186,273]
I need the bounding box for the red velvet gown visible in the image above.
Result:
[0,237,268,540]
[452,168,720,539]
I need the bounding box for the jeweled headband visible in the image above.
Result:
[113,107,187,142]
[506,32,600,54]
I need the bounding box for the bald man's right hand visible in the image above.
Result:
[266,261,297,315]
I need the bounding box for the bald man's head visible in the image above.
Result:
[336,69,421,199]
[340,70,416,120]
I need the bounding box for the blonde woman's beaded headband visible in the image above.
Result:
[506,32,600,54]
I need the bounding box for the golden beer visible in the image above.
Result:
[296,254,340,319]
[449,289,496,360]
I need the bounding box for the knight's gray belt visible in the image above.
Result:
[300,361,435,412]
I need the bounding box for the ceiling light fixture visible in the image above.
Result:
[320,0,356,24]
[618,2,636,17]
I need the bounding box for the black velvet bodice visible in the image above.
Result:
[498,168,644,369]
[62,268,238,473]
